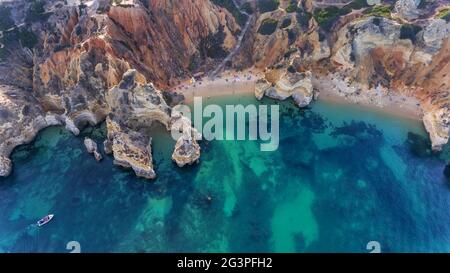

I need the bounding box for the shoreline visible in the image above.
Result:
[175,69,263,104]
[175,70,424,122]
[318,87,423,122]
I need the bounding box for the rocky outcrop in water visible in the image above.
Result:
[0,85,65,177]
[240,1,449,150]
[170,109,202,167]
[84,137,102,161]
[256,69,314,107]
[104,69,168,179]
[106,117,156,179]
[104,69,200,179]
[0,0,233,177]
[1,0,450,177]
[330,15,450,150]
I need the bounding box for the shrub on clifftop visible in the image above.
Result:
[437,9,450,22]
[400,24,422,43]
[26,0,48,24]
[281,17,292,28]
[241,2,254,14]
[258,0,280,13]
[345,0,370,10]
[286,1,298,13]
[297,9,312,28]
[0,7,15,31]
[314,6,340,30]
[212,0,248,27]
[363,5,393,18]
[258,18,278,35]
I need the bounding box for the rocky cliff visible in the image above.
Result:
[234,0,450,151]
[104,69,201,178]
[0,0,236,178]
[330,16,450,151]
[1,0,450,178]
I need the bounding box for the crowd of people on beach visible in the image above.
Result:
[175,71,256,92]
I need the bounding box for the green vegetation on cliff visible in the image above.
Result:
[363,5,393,18]
[313,0,380,31]
[400,24,422,43]
[0,7,13,59]
[313,6,341,30]
[258,18,278,35]
[26,0,49,24]
[0,7,15,31]
[1,28,38,60]
[241,2,254,14]
[296,9,312,28]
[286,1,298,13]
[0,1,41,55]
[437,9,450,22]
[212,0,248,27]
[258,0,280,13]
[200,25,228,59]
[286,28,297,45]
[345,0,370,10]
[18,30,38,49]
[281,17,292,29]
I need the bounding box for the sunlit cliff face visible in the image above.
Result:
[0,0,449,178]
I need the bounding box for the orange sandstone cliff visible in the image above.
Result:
[0,0,449,177]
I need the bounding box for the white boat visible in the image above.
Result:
[37,214,54,227]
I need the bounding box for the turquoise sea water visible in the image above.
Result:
[1,94,450,253]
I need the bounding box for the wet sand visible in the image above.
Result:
[318,87,423,121]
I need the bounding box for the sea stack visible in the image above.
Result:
[255,69,315,108]
[170,109,202,167]
[84,137,103,162]
[104,70,201,179]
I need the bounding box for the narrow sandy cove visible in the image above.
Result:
[175,70,423,122]
[175,69,262,104]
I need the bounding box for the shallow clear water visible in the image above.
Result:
[1,94,450,253]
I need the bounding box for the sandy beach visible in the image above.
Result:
[318,87,423,121]
[175,70,424,121]
[175,69,264,104]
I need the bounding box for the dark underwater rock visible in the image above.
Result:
[444,164,450,182]
[407,132,431,157]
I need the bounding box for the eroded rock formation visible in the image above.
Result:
[84,137,102,161]
[0,0,235,177]
[170,109,202,167]
[329,16,450,150]
[104,69,200,178]
[256,69,315,107]
[393,0,421,21]
[1,0,450,178]
[239,1,450,150]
